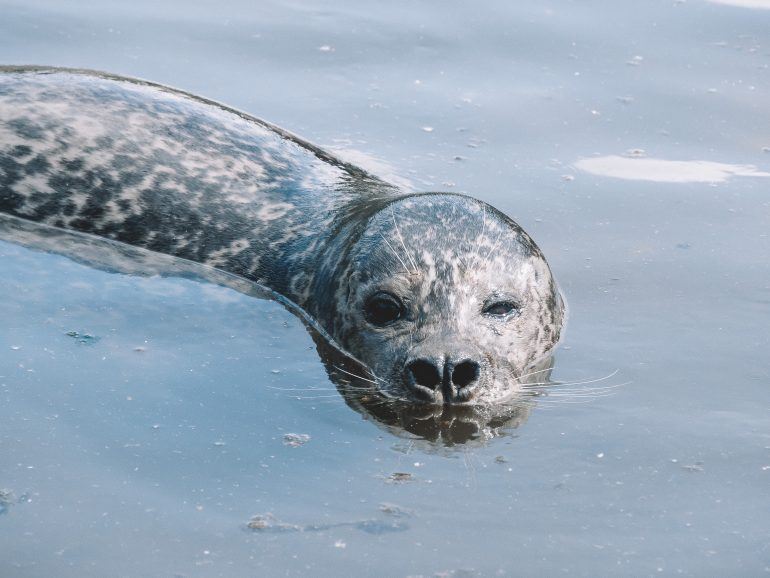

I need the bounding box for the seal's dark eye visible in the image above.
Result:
[364,292,404,326]
[483,300,519,318]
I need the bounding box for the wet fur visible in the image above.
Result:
[0,66,564,404]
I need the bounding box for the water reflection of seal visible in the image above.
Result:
[0,66,565,406]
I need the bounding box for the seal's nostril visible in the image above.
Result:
[407,359,442,390]
[452,360,480,389]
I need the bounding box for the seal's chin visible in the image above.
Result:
[311,333,555,446]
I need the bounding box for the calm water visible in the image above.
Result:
[2,1,770,576]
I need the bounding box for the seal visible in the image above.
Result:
[0,66,565,406]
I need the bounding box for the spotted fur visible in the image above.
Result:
[0,66,564,404]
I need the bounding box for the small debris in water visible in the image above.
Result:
[283,433,311,447]
[561,174,575,181]
[762,147,770,153]
[682,462,704,473]
[386,472,413,483]
[246,512,408,535]
[421,126,434,133]
[65,331,100,345]
[247,514,271,530]
[246,513,302,532]
[0,489,12,515]
[379,503,414,518]
[624,148,646,158]
[318,45,334,52]
[133,346,147,353]
[494,456,508,464]
[626,55,644,66]
[213,440,226,447]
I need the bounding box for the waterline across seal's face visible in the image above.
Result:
[329,194,564,405]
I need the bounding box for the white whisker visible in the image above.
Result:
[516,366,555,381]
[391,206,419,274]
[380,234,411,275]
[522,369,620,389]
[266,385,338,392]
[484,232,503,262]
[472,204,487,267]
[332,364,379,385]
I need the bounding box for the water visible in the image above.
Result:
[1,0,770,576]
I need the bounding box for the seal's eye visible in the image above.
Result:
[364,292,404,326]
[483,300,520,318]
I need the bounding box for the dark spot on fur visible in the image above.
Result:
[63,201,77,216]
[94,135,114,149]
[118,170,144,188]
[111,154,135,171]
[8,117,46,140]
[0,155,25,212]
[62,157,85,172]
[24,154,50,175]
[9,145,32,158]
[111,214,148,244]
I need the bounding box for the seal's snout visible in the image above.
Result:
[405,356,481,404]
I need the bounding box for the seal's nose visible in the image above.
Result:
[405,357,481,403]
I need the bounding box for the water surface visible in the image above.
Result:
[1,1,769,576]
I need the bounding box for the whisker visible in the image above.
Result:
[472,204,487,267]
[267,383,374,393]
[521,369,620,389]
[284,393,350,400]
[380,234,411,275]
[528,397,599,405]
[266,385,339,392]
[516,366,556,381]
[534,391,618,399]
[484,231,503,262]
[391,206,419,274]
[541,382,629,394]
[332,365,379,385]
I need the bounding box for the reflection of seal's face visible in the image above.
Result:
[330,194,564,405]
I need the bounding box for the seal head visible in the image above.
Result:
[319,193,564,405]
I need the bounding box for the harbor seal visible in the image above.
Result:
[0,66,565,406]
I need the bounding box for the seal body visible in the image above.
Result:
[0,66,564,405]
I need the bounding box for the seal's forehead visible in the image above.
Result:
[358,194,537,263]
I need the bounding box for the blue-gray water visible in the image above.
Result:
[1,1,770,576]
